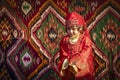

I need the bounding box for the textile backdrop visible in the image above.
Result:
[0,0,120,80]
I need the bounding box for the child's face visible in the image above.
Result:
[67,26,82,38]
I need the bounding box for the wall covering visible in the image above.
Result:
[0,0,120,80]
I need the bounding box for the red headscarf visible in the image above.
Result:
[66,12,90,38]
[66,12,86,27]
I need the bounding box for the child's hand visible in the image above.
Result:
[62,59,69,70]
[68,64,78,74]
[60,70,65,76]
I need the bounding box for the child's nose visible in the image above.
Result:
[70,30,73,33]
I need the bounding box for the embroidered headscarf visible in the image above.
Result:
[66,12,86,27]
[66,12,90,37]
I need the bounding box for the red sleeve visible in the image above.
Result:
[75,36,94,78]
[59,38,69,61]
[58,37,69,71]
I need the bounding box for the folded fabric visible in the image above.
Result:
[68,64,78,75]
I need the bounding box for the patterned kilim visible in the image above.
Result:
[0,0,120,80]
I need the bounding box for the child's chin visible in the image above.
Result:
[70,35,76,38]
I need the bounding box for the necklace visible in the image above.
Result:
[69,36,79,44]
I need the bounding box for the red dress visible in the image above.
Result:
[58,31,94,80]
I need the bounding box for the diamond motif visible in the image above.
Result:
[21,1,32,15]
[48,28,57,42]
[15,42,42,76]
[106,29,116,42]
[22,52,32,67]
[90,7,120,55]
[89,6,120,80]
[7,40,49,79]
[100,18,120,52]
[0,17,14,50]
[31,6,66,57]
[1,26,9,40]
[0,8,23,52]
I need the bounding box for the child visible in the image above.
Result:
[58,12,94,80]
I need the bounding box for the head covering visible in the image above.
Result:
[66,12,86,27]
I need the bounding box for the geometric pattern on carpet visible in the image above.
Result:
[113,51,120,78]
[6,0,46,26]
[0,7,24,53]
[68,0,107,24]
[0,0,120,80]
[89,6,120,56]
[6,0,68,26]
[7,40,49,80]
[0,64,18,80]
[28,0,67,27]
[31,5,66,65]
[89,6,120,80]
[36,68,61,80]
[93,46,109,80]
[0,49,4,66]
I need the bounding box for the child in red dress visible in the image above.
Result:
[58,12,94,80]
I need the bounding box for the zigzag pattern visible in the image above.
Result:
[0,0,120,80]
